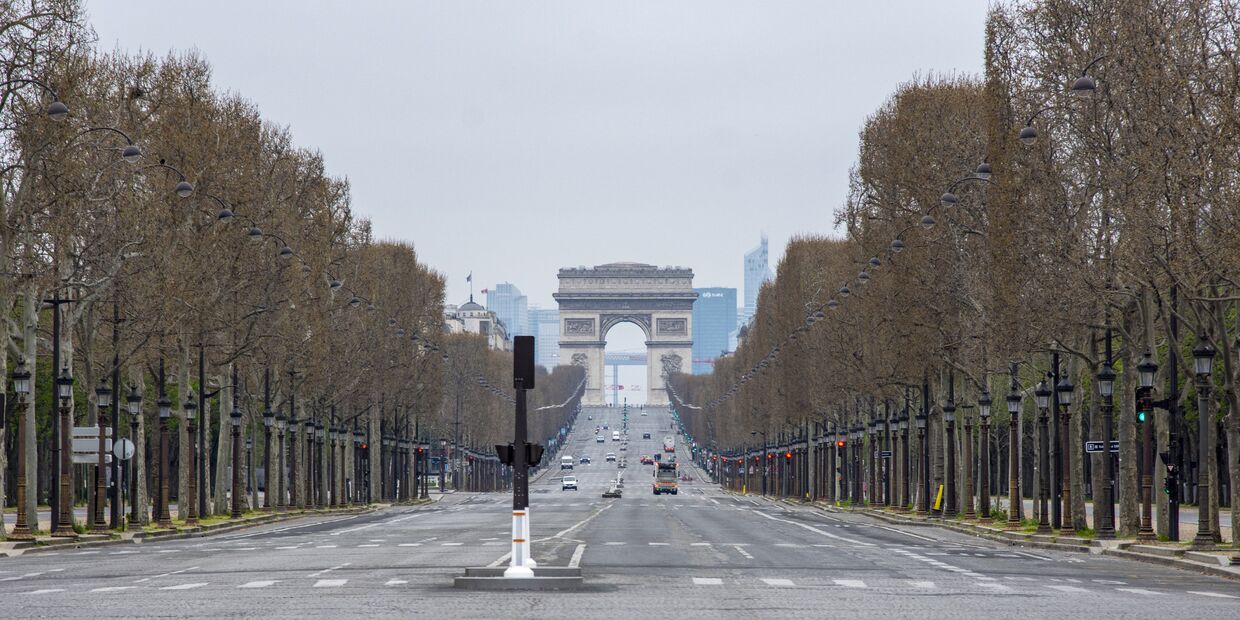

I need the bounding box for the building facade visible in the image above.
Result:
[742,234,773,326]
[443,296,510,351]
[528,306,561,370]
[691,287,737,374]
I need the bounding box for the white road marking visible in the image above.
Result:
[385,579,408,586]
[486,552,512,568]
[691,543,712,546]
[976,583,1011,591]
[358,544,380,548]
[316,545,337,548]
[604,542,626,546]
[275,546,299,550]
[648,542,670,546]
[441,542,463,546]
[569,544,587,568]
[26,589,64,595]
[834,579,867,588]
[1014,551,1052,561]
[732,545,754,559]
[330,512,424,536]
[774,543,802,548]
[693,577,723,585]
[1092,579,1126,585]
[161,583,208,590]
[239,581,278,588]
[1116,588,1165,596]
[1046,585,1089,593]
[134,566,199,584]
[1188,591,1239,599]
[398,543,421,547]
[307,563,350,578]
[752,510,874,546]
[91,586,137,592]
[909,581,936,588]
[875,525,938,542]
[762,578,795,587]
[313,579,348,587]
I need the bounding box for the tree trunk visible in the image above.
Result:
[213,369,233,515]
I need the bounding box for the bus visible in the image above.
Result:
[662,435,675,453]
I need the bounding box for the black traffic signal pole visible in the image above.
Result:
[513,378,528,511]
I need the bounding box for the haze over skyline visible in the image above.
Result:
[88,1,986,310]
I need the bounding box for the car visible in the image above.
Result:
[596,436,605,443]
[562,475,578,491]
[579,456,591,464]
[587,415,593,420]
[605,452,617,462]
[619,444,627,451]
[641,411,647,416]
[602,424,608,429]
[640,456,653,464]
[642,432,651,439]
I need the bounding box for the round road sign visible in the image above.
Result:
[113,437,135,461]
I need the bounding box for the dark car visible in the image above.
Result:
[642,432,651,439]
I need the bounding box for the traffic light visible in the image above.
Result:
[495,443,515,465]
[1136,407,1148,424]
[784,451,793,460]
[836,440,846,449]
[525,442,545,467]
[1163,465,1178,495]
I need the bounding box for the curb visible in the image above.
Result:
[0,504,388,558]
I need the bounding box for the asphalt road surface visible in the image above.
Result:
[3,405,1238,618]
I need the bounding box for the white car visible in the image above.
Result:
[596,435,605,443]
[562,475,578,491]
[641,411,646,416]
[606,452,617,462]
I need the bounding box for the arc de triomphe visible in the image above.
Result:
[554,263,697,406]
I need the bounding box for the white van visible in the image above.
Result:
[561,455,573,470]
[612,431,621,441]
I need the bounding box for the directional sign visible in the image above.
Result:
[113,438,135,461]
[1085,440,1120,454]
[880,450,893,458]
[73,438,113,453]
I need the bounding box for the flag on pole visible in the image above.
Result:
[466,272,472,283]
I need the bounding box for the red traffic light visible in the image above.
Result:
[767,453,773,460]
[360,443,368,450]
[784,451,792,459]
[836,440,846,448]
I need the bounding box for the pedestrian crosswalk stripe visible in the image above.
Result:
[1045,585,1088,593]
[1187,591,1239,599]
[239,581,278,588]
[1116,588,1165,596]
[692,577,723,585]
[161,583,208,590]
[313,579,348,588]
[834,579,866,588]
[761,578,795,587]
[90,586,137,592]
[26,589,65,595]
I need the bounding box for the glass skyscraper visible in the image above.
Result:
[486,283,528,343]
[692,287,737,375]
[742,235,773,326]
[528,306,560,370]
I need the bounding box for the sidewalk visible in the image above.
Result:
[994,496,1233,542]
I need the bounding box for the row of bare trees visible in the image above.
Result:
[0,1,564,537]
[671,0,1240,543]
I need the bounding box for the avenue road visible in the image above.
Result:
[2,405,1237,618]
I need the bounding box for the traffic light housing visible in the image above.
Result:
[784,451,793,460]
[836,440,846,449]
[1136,408,1148,424]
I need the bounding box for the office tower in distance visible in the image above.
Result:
[692,287,737,374]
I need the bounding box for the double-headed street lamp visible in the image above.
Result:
[9,359,35,540]
[1191,335,1217,548]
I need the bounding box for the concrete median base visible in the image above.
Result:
[453,566,585,590]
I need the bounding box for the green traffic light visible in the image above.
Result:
[1136,410,1147,423]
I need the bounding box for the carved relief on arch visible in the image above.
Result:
[571,352,589,367]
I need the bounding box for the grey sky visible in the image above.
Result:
[87,1,986,356]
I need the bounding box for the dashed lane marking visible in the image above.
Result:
[976,583,1011,591]
[1188,591,1239,599]
[161,583,208,590]
[26,589,65,595]
[134,566,199,584]
[834,579,866,588]
[909,581,936,589]
[239,581,278,588]
[385,579,408,586]
[1116,588,1165,596]
[761,578,795,587]
[313,579,348,588]
[91,586,137,593]
[693,577,723,585]
[1045,585,1089,593]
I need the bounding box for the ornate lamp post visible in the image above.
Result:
[1095,359,1117,538]
[262,374,274,511]
[276,413,287,511]
[977,389,992,521]
[943,376,957,519]
[329,427,339,507]
[1136,352,1158,541]
[1056,375,1075,536]
[962,406,975,520]
[1034,379,1053,534]
[1005,376,1023,529]
[127,386,143,526]
[156,392,173,528]
[184,395,198,526]
[52,368,76,538]
[304,419,316,507]
[916,410,929,515]
[316,422,326,506]
[1191,335,1217,548]
[9,359,35,540]
[231,403,244,519]
[91,379,113,534]
[899,412,910,510]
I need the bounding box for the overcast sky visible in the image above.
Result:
[87,1,986,358]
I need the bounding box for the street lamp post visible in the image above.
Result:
[262,371,273,511]
[899,412,910,510]
[1095,356,1117,539]
[231,403,243,519]
[916,409,929,515]
[52,368,76,537]
[316,422,325,506]
[276,413,287,511]
[963,407,975,520]
[1191,335,1217,548]
[943,373,957,519]
[127,386,143,526]
[9,359,35,540]
[1056,375,1075,536]
[155,385,172,529]
[978,389,992,521]
[1137,352,1158,541]
[1005,376,1023,529]
[329,427,338,507]
[91,380,112,534]
[184,395,198,526]
[1035,378,1052,534]
[439,438,448,493]
[305,419,316,507]
[246,436,254,506]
